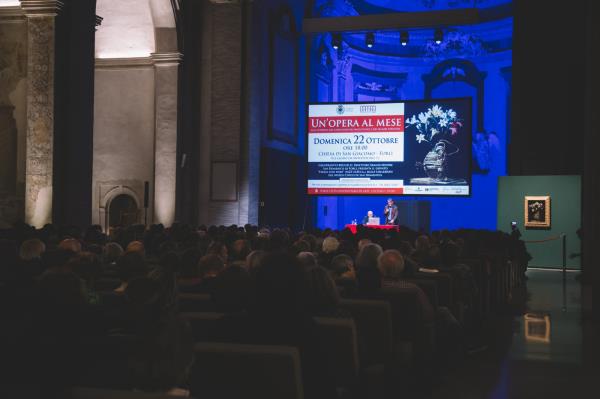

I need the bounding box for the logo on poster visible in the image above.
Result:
[336,105,345,115]
[360,105,377,113]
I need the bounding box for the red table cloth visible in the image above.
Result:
[344,224,399,234]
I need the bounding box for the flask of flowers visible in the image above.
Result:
[529,201,544,220]
[406,104,463,144]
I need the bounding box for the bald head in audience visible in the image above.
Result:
[378,249,405,279]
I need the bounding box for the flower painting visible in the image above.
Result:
[524,196,551,228]
[405,103,466,184]
[406,104,463,144]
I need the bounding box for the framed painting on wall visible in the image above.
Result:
[524,195,551,228]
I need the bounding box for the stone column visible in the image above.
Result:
[21,0,62,227]
[152,52,181,227]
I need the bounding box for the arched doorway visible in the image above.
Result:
[108,194,139,228]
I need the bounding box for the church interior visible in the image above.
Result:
[0,0,598,398]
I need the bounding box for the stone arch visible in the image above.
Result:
[108,193,139,229]
[422,58,487,132]
[99,185,142,232]
[95,0,178,59]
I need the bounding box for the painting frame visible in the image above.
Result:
[524,195,551,228]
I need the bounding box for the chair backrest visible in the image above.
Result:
[312,317,360,388]
[415,272,454,307]
[379,287,424,339]
[380,287,435,360]
[405,278,439,308]
[191,342,304,399]
[177,293,215,312]
[179,312,225,342]
[71,387,191,399]
[338,299,392,366]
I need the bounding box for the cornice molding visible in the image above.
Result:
[20,0,63,16]
[151,52,183,66]
[95,57,155,69]
[0,5,25,19]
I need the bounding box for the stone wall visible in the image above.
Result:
[0,11,27,226]
[92,61,156,228]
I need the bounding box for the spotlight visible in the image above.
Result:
[331,33,341,50]
[434,28,443,45]
[400,31,409,46]
[366,32,375,48]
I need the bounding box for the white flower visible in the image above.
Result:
[407,115,417,125]
[418,112,428,124]
[439,118,448,127]
[430,105,443,117]
[447,109,457,119]
[416,133,426,143]
[430,128,439,137]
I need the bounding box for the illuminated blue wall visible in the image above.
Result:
[310,4,512,231]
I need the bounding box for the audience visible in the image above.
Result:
[0,220,529,397]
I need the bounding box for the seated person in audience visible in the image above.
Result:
[41,248,77,274]
[297,251,319,271]
[398,241,419,277]
[102,242,123,268]
[230,239,251,267]
[378,250,464,364]
[27,271,107,393]
[194,254,225,294]
[349,243,384,297]
[19,238,46,262]
[318,236,340,269]
[124,277,194,396]
[412,235,430,265]
[299,234,318,252]
[291,239,311,256]
[214,251,336,399]
[357,238,372,253]
[413,235,442,268]
[67,252,103,305]
[245,250,267,273]
[440,241,477,303]
[212,263,254,313]
[125,240,145,257]
[177,248,203,293]
[58,238,82,254]
[299,265,350,318]
[207,241,228,264]
[269,228,292,252]
[378,250,435,324]
[114,251,147,294]
[329,254,357,290]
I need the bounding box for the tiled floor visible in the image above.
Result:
[428,268,596,399]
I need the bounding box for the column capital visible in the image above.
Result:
[151,52,183,66]
[20,0,63,17]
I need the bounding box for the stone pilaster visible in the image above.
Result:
[21,0,62,227]
[151,52,181,227]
